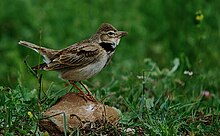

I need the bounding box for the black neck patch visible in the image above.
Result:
[99,42,115,52]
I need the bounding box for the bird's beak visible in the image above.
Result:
[117,31,128,38]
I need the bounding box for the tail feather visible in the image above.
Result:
[18,41,58,63]
[18,41,47,53]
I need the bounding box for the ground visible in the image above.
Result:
[0,0,220,135]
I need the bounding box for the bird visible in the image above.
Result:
[18,23,127,102]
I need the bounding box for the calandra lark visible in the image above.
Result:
[19,23,127,101]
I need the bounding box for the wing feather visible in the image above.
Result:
[45,43,102,70]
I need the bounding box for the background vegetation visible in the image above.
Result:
[1,0,220,135]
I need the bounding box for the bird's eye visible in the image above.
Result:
[107,32,115,36]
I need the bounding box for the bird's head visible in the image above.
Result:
[96,23,127,49]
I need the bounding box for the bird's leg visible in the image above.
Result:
[79,81,92,96]
[69,81,97,102]
[69,81,86,95]
[69,81,89,101]
[79,81,97,102]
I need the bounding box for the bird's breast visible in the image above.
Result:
[61,53,109,81]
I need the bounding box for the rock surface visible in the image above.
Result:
[39,93,120,134]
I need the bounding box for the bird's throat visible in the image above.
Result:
[99,42,115,52]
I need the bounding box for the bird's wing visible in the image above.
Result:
[45,43,103,70]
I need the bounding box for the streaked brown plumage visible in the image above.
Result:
[19,23,127,101]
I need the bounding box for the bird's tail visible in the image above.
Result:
[18,41,58,63]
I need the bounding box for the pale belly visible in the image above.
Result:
[61,54,108,81]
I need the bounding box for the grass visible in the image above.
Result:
[1,0,220,135]
[1,58,219,135]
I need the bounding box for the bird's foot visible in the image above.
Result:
[77,91,97,102]
[70,81,98,102]
[86,93,98,102]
